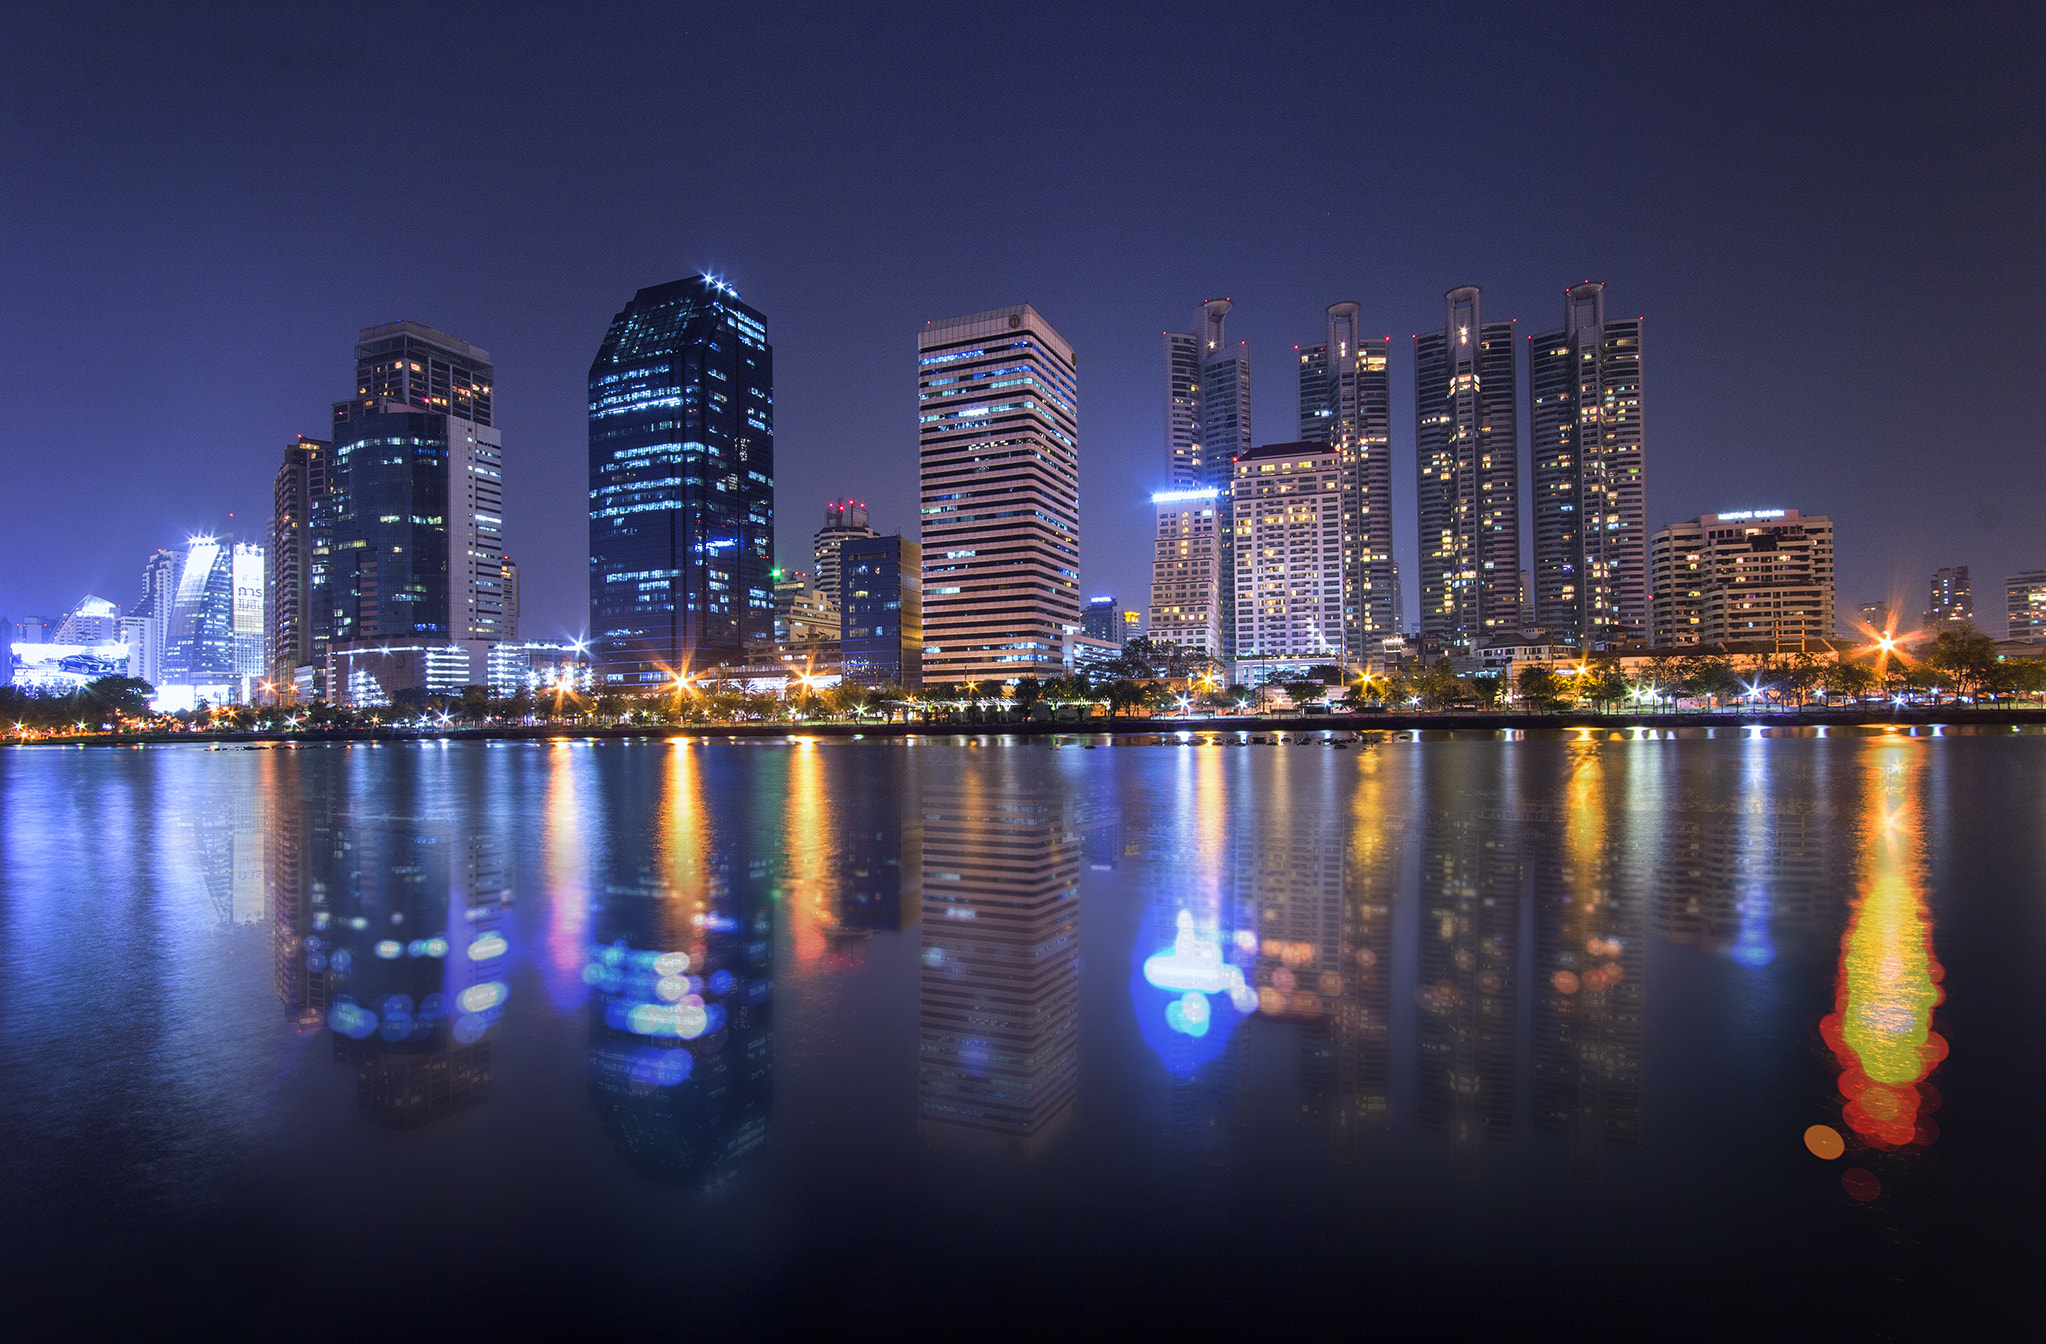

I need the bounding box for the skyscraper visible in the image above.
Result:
[813,499,876,614]
[588,276,773,683]
[1231,443,1345,676]
[129,548,181,688]
[1146,489,1223,659]
[2006,571,2046,642]
[918,304,1078,685]
[270,435,333,701]
[1080,594,1123,646]
[840,534,922,688]
[1530,282,1647,647]
[1925,566,1973,632]
[329,323,505,660]
[1157,300,1250,661]
[1300,303,1396,662]
[160,535,242,706]
[1415,287,1520,652]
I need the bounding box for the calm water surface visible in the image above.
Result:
[1,732,2039,1336]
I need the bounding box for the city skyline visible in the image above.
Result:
[2,7,2037,657]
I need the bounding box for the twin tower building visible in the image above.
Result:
[1151,284,1645,675]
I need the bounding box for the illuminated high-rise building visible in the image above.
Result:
[160,535,247,706]
[270,435,333,701]
[1231,442,1344,677]
[1080,595,1124,646]
[1530,282,1646,646]
[1925,565,1973,632]
[918,304,1078,684]
[1301,303,1396,661]
[813,499,876,616]
[2006,570,2046,641]
[840,534,922,688]
[1415,287,1520,651]
[329,323,505,669]
[589,276,773,683]
[1161,299,1250,660]
[1146,488,1223,659]
[1649,510,1835,647]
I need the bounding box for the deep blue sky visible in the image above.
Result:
[3,2,2039,640]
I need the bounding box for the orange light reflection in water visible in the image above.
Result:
[1819,743,1946,1151]
[783,740,832,965]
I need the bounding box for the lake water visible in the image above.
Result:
[1,731,2037,1336]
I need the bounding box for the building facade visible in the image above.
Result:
[1231,443,1345,679]
[270,435,333,701]
[500,556,519,640]
[840,534,922,688]
[1415,287,1520,652]
[329,323,505,678]
[1299,303,1396,662]
[773,568,839,647]
[1080,595,1123,646]
[918,304,1078,685]
[1146,488,1223,659]
[2006,571,2046,642]
[1649,510,1835,648]
[813,499,877,613]
[1925,566,1973,632]
[588,276,774,685]
[1530,282,1646,647]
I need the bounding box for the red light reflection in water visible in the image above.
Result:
[1819,745,1946,1154]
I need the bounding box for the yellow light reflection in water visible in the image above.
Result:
[1820,742,1946,1150]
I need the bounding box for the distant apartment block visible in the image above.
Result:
[1649,509,1835,648]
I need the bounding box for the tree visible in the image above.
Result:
[1469,672,1505,709]
[1012,676,1043,709]
[1414,658,1462,709]
[1305,663,1347,686]
[1104,679,1146,717]
[1517,665,1567,712]
[82,675,154,720]
[1281,680,1328,707]
[1583,654,1628,711]
[1926,628,1998,698]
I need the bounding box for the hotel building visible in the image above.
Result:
[2007,571,2046,641]
[1231,442,1345,679]
[1649,509,1835,647]
[1146,488,1223,659]
[918,304,1078,685]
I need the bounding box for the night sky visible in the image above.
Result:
[3,2,2039,641]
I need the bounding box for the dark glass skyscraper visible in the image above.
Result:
[589,276,774,683]
[270,435,333,698]
[840,534,922,688]
[1415,287,1519,651]
[1530,282,1646,647]
[328,323,505,651]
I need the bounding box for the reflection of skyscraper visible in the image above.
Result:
[918,770,1081,1156]
[307,795,509,1129]
[1414,817,1522,1176]
[585,746,773,1186]
[1330,754,1399,1161]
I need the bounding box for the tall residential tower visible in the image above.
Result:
[1530,282,1646,647]
[1299,302,1396,661]
[1415,287,1519,652]
[588,276,774,683]
[918,304,1078,685]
